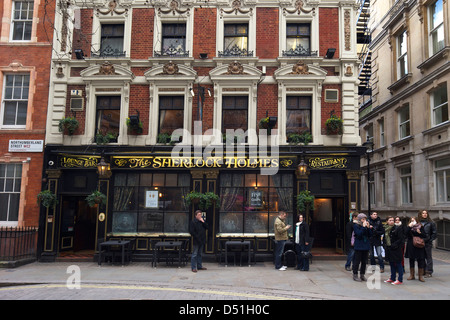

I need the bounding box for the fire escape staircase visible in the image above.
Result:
[357,0,372,98]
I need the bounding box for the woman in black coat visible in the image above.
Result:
[405,217,428,282]
[384,216,404,285]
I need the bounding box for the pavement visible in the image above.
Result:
[0,248,449,304]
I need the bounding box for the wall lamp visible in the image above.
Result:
[74,49,84,59]
[326,48,336,59]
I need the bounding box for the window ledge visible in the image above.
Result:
[391,135,413,147]
[417,46,450,73]
[387,73,412,94]
[422,120,450,136]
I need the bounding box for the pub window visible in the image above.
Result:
[159,96,184,136]
[1,74,29,128]
[286,96,312,139]
[0,164,22,224]
[222,96,248,135]
[161,23,187,56]
[112,172,191,233]
[286,23,311,55]
[98,24,125,57]
[11,1,34,41]
[96,96,120,143]
[219,173,293,235]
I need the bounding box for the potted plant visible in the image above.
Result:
[58,117,79,135]
[325,113,343,135]
[296,190,315,213]
[126,117,143,135]
[200,192,221,210]
[95,132,117,145]
[184,191,203,206]
[37,190,58,208]
[86,190,107,207]
[157,133,171,144]
[287,132,312,145]
[258,116,277,134]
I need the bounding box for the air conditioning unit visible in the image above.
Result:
[70,97,84,111]
[324,89,339,103]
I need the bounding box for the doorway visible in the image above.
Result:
[60,196,97,253]
[309,198,345,251]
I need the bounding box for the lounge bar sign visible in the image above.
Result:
[59,155,99,168]
[308,157,348,169]
[113,156,282,169]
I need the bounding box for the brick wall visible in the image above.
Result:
[319,8,340,58]
[193,8,217,59]
[256,7,279,59]
[131,8,154,59]
[129,85,150,135]
[321,84,342,134]
[72,9,93,59]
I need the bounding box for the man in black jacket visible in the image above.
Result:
[189,210,209,273]
[369,212,385,273]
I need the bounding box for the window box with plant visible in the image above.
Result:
[325,113,343,135]
[95,132,117,145]
[287,132,312,145]
[37,190,58,208]
[86,190,107,207]
[58,117,79,135]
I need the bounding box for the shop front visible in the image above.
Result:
[38,145,364,261]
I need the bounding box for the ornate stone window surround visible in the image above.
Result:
[152,4,193,58]
[273,62,327,145]
[144,63,196,145]
[91,6,131,58]
[278,3,318,59]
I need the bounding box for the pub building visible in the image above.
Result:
[38,0,365,262]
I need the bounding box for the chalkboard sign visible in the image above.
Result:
[249,190,263,208]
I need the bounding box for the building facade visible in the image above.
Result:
[359,0,450,249]
[40,0,364,261]
[0,0,54,229]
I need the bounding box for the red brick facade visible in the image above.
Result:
[0,0,54,227]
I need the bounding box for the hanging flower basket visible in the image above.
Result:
[58,117,79,135]
[325,114,343,135]
[37,190,58,208]
[296,190,315,213]
[86,190,107,207]
[184,191,221,210]
[126,117,143,135]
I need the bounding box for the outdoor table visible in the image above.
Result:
[225,240,252,267]
[152,241,183,268]
[98,240,131,267]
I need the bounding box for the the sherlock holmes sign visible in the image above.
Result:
[113,156,282,169]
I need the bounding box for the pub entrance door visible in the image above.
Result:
[310,197,345,252]
[60,196,97,253]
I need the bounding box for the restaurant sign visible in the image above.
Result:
[308,157,348,169]
[59,155,99,168]
[113,156,284,169]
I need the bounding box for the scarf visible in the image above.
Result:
[384,224,394,247]
[295,222,302,244]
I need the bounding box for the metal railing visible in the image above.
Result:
[0,226,38,262]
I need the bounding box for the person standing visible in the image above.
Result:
[274,211,291,271]
[352,213,373,282]
[419,210,437,278]
[189,210,209,273]
[405,217,428,282]
[345,212,358,271]
[368,212,385,273]
[294,214,311,271]
[384,216,405,285]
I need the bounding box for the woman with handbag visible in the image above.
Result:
[405,217,428,282]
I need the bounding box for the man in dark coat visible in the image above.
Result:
[384,216,405,285]
[368,212,385,272]
[189,210,209,273]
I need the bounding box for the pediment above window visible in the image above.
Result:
[80,61,135,82]
[144,61,197,81]
[274,60,327,81]
[209,61,262,82]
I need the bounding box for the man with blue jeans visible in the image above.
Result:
[274,211,291,270]
[189,210,208,273]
